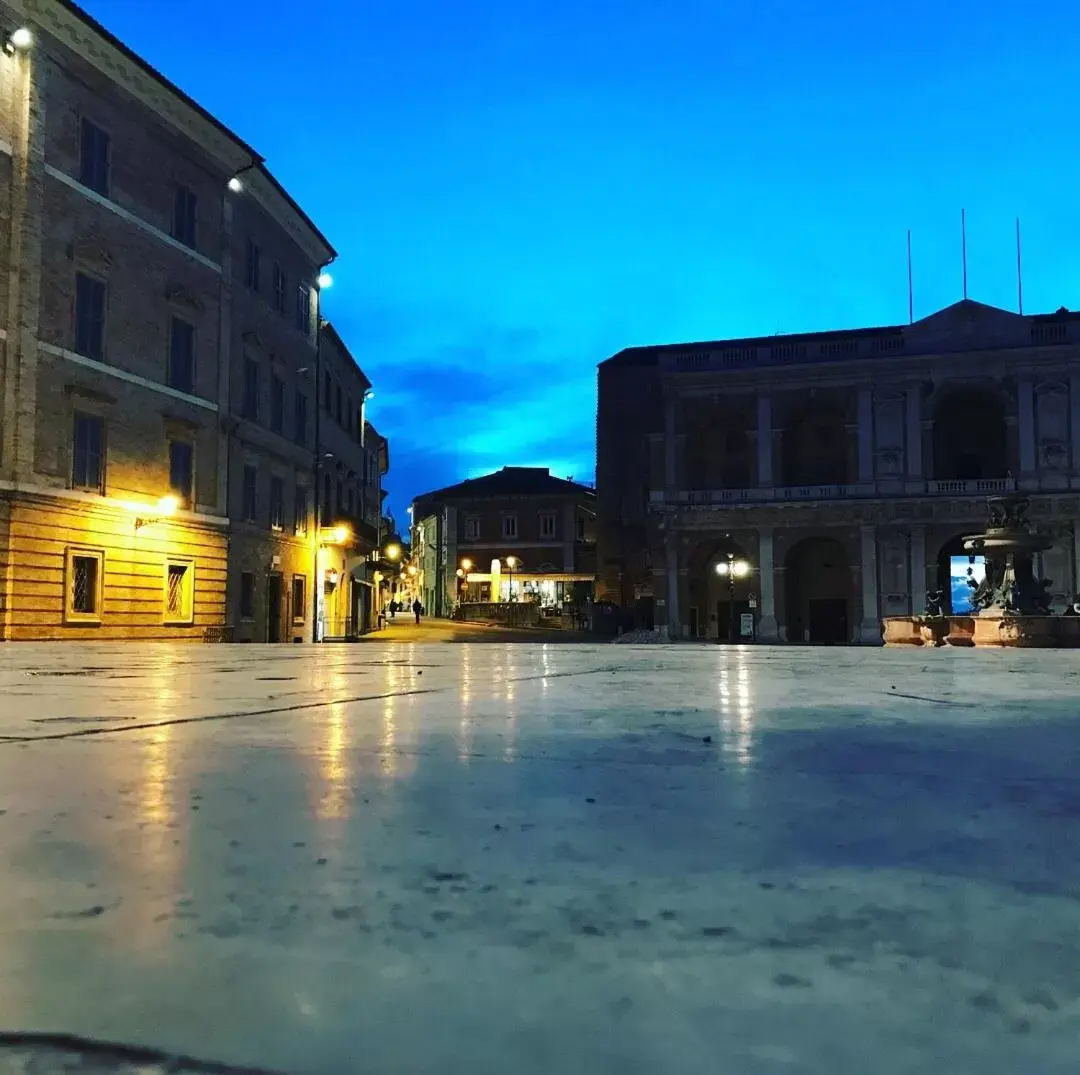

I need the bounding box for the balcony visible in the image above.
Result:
[648,474,1080,508]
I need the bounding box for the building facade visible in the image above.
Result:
[597,299,1080,643]
[0,0,369,641]
[314,324,384,640]
[412,466,596,617]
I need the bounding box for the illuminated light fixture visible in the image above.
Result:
[407,564,417,576]
[333,524,349,545]
[134,494,180,531]
[385,543,401,561]
[5,27,32,54]
[317,272,333,289]
[715,558,751,578]
[227,176,243,193]
[461,558,473,572]
[363,389,375,401]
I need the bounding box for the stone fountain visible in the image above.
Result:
[883,494,1080,647]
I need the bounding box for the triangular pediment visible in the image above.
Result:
[910,299,1023,341]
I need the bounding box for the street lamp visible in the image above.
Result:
[505,556,519,602]
[385,543,401,562]
[715,552,751,642]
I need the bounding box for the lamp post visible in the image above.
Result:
[459,558,473,603]
[715,552,751,642]
[505,556,519,602]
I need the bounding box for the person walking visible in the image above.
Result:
[412,598,423,625]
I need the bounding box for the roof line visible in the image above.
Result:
[61,1,335,258]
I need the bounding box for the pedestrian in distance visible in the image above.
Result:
[413,598,423,625]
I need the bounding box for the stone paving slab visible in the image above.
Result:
[0,643,1079,1074]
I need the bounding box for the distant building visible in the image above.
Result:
[411,467,597,616]
[597,299,1080,643]
[312,325,385,640]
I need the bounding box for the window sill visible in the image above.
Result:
[64,614,101,626]
[164,617,195,627]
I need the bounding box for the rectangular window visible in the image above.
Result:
[244,238,260,290]
[65,547,104,623]
[323,370,332,410]
[172,185,197,249]
[168,317,195,393]
[336,479,344,515]
[72,412,104,491]
[272,263,286,314]
[270,373,284,434]
[322,474,332,525]
[294,391,308,445]
[465,516,480,540]
[291,575,306,624]
[294,485,308,536]
[346,397,354,436]
[75,273,106,360]
[501,514,518,539]
[168,440,194,506]
[164,559,194,625]
[239,571,255,619]
[269,476,284,531]
[335,384,342,425]
[242,464,257,522]
[346,486,354,517]
[576,516,586,541]
[295,284,311,334]
[242,358,259,421]
[539,512,556,539]
[79,118,109,195]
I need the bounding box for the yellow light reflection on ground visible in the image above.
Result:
[458,645,474,763]
[318,658,352,820]
[717,650,755,770]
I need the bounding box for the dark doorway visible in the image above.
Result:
[784,536,853,644]
[267,573,283,643]
[716,599,752,641]
[932,390,1008,480]
[808,598,848,644]
[688,606,700,638]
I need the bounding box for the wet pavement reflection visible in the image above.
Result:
[1,643,1079,1074]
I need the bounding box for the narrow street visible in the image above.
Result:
[357,615,593,643]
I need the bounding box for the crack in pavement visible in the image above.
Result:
[0,666,620,745]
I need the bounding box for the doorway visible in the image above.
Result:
[808,598,848,645]
[784,536,853,644]
[267,572,283,643]
[716,599,752,641]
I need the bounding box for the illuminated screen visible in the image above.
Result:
[950,555,985,615]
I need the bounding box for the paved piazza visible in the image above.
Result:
[0,642,1079,1074]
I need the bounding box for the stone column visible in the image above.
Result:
[757,528,777,641]
[663,531,680,639]
[1018,374,1036,474]
[859,525,881,643]
[756,393,773,486]
[909,525,926,614]
[857,388,873,482]
[905,384,922,479]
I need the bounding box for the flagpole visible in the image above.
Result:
[961,208,968,299]
[1016,217,1024,315]
[907,229,913,323]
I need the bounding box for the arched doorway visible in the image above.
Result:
[932,389,1008,480]
[781,404,849,486]
[687,538,755,641]
[784,537,853,644]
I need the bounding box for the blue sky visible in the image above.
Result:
[82,0,1080,524]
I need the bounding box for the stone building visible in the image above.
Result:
[0,0,339,640]
[411,467,596,617]
[313,323,384,639]
[597,299,1080,643]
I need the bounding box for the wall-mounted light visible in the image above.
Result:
[227,176,243,193]
[4,26,32,54]
[317,272,333,290]
[363,389,375,402]
[134,494,179,531]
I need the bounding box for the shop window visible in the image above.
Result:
[65,547,104,623]
[164,559,195,624]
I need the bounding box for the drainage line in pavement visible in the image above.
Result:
[0,1031,287,1074]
